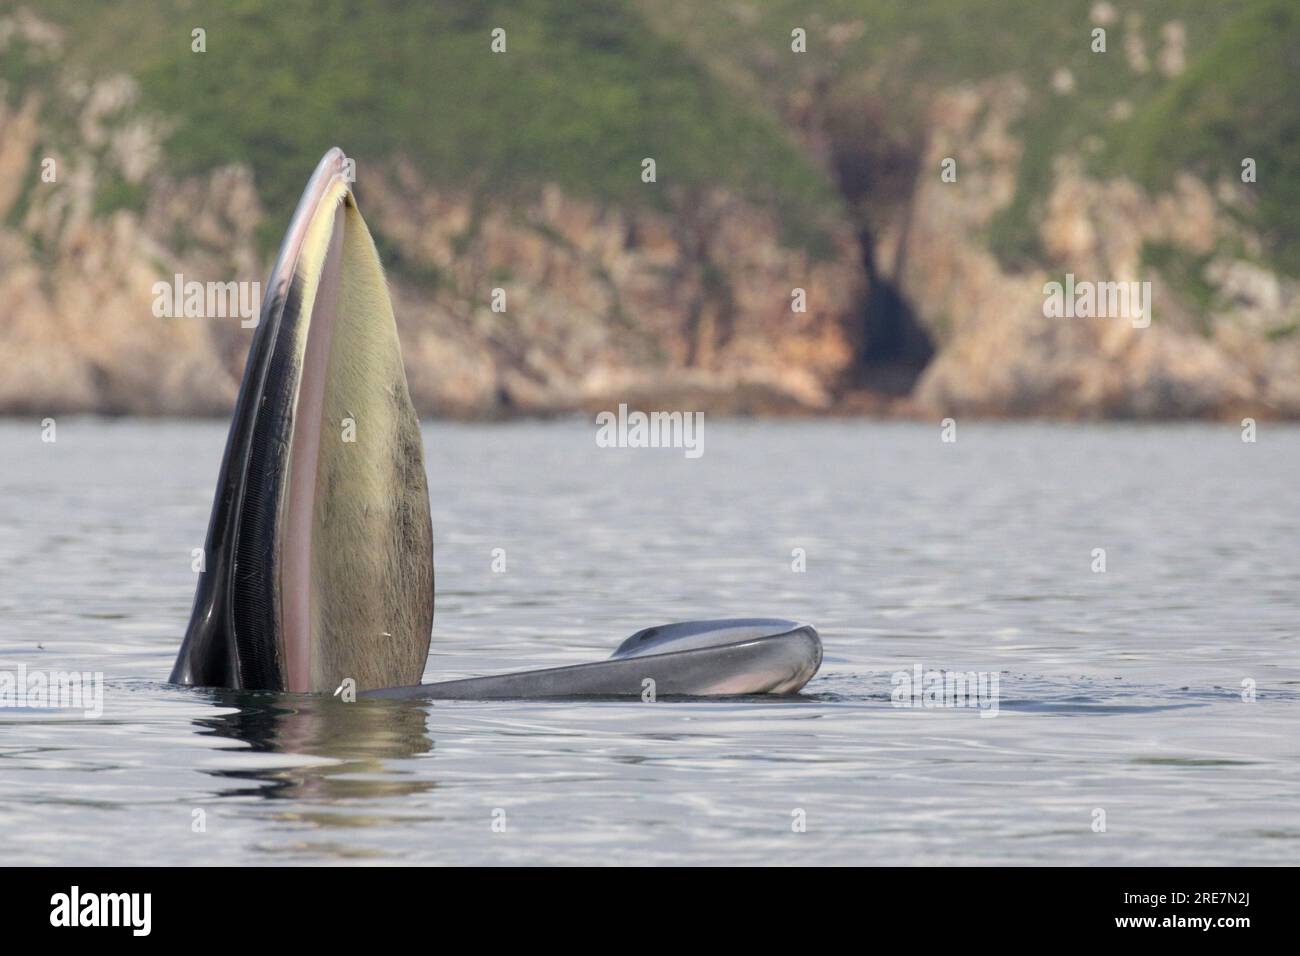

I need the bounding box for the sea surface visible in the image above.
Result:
[1,418,1297,865]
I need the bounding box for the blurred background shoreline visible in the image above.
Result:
[2,0,1298,421]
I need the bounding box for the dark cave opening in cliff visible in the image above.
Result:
[852,237,935,396]
[821,96,935,398]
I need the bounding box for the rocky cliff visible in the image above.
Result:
[2,3,1298,419]
[0,9,861,417]
[898,78,1300,418]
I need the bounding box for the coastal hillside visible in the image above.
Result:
[1,1,1297,417]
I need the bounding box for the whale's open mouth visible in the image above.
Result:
[170,148,434,694]
[171,149,821,700]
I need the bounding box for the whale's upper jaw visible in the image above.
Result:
[362,620,823,700]
[170,148,434,694]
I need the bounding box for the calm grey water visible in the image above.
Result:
[1,418,1297,865]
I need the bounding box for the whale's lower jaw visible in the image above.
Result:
[361,622,822,700]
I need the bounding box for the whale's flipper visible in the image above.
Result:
[362,619,822,700]
[170,148,433,693]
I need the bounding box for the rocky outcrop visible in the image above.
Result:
[0,11,862,418]
[0,11,265,415]
[364,162,862,416]
[3,7,1299,420]
[886,78,1300,419]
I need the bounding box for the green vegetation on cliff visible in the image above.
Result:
[31,0,841,255]
[1120,0,1300,271]
[14,0,1300,274]
[638,0,1293,274]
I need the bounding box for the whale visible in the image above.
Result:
[170,148,822,699]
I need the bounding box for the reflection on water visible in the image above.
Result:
[1,419,1299,864]
[194,691,435,803]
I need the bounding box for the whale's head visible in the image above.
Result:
[170,148,433,694]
